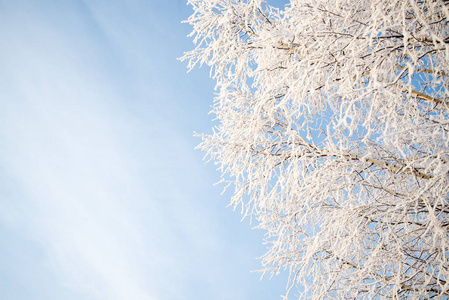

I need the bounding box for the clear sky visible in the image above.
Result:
[0,1,290,299]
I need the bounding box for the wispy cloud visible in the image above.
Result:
[0,1,158,299]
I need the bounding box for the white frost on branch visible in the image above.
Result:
[182,0,449,298]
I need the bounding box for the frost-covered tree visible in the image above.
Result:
[182,0,449,298]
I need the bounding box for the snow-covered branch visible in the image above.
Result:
[183,0,449,298]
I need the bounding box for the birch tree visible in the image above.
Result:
[182,0,449,298]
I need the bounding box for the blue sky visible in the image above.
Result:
[0,1,289,299]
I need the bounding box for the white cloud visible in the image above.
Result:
[0,2,158,299]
